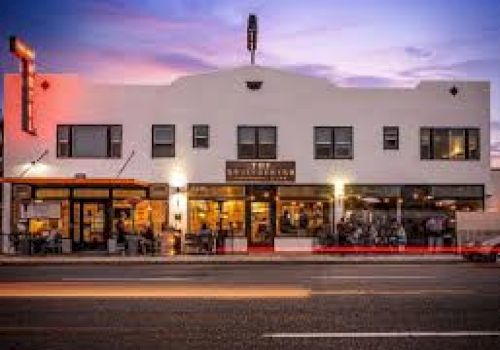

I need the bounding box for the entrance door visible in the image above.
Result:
[72,201,108,250]
[250,202,272,246]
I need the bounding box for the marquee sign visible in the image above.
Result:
[226,161,295,182]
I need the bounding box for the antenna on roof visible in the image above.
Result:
[247,14,258,65]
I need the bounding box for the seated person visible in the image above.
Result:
[199,223,213,253]
[116,219,127,245]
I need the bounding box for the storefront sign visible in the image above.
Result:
[149,184,169,199]
[13,185,32,199]
[226,161,295,182]
[26,202,61,219]
[278,185,333,200]
[73,188,110,199]
[35,188,70,199]
[112,189,147,199]
[188,185,245,199]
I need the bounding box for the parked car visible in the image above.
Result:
[463,234,500,262]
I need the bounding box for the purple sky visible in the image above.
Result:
[1,0,500,164]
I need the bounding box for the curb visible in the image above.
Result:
[0,255,466,266]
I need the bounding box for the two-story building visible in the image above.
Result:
[1,65,492,252]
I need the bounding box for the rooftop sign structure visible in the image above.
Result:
[247,14,258,65]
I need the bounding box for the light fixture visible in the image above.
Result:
[334,179,345,198]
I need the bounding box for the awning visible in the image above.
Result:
[0,177,149,187]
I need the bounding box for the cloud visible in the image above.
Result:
[404,46,433,59]
[491,141,500,155]
[152,53,217,72]
[340,75,399,88]
[399,58,500,79]
[491,120,500,132]
[285,64,335,78]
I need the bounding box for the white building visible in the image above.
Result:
[1,65,492,252]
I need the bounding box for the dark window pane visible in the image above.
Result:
[110,142,122,158]
[383,126,399,150]
[258,127,275,144]
[154,125,174,144]
[315,128,333,144]
[153,125,175,157]
[238,126,276,159]
[238,127,256,158]
[314,127,333,158]
[467,129,480,159]
[238,144,256,159]
[109,126,122,158]
[433,129,450,159]
[258,144,276,159]
[239,127,255,144]
[334,127,352,158]
[194,137,209,148]
[315,144,333,159]
[153,144,174,157]
[193,125,209,148]
[258,127,276,158]
[420,128,431,159]
[72,126,108,157]
[57,126,70,157]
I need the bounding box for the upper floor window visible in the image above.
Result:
[152,125,175,158]
[193,124,209,149]
[238,126,276,159]
[420,127,480,160]
[57,125,122,158]
[314,127,353,159]
[383,126,399,150]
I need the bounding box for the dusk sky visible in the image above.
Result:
[1,0,500,164]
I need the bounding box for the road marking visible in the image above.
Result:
[311,275,434,280]
[61,277,192,282]
[0,282,309,299]
[311,289,473,296]
[263,331,500,338]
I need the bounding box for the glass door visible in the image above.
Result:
[72,201,108,250]
[250,202,272,245]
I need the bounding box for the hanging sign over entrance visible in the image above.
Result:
[226,161,295,182]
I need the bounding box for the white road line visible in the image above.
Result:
[311,276,434,280]
[61,277,192,282]
[263,331,500,338]
[311,289,472,296]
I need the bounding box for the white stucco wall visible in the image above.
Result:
[3,65,491,192]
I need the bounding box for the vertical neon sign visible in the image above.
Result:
[9,36,36,135]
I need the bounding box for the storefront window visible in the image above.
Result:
[112,199,167,236]
[277,201,330,237]
[17,200,70,238]
[189,200,245,236]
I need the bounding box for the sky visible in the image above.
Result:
[1,0,500,164]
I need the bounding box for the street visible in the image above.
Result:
[0,263,499,349]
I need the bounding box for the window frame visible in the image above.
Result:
[314,126,353,160]
[56,124,122,159]
[152,124,175,158]
[420,127,480,161]
[237,126,277,160]
[383,126,399,150]
[192,124,210,149]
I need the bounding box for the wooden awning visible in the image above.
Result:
[0,177,149,187]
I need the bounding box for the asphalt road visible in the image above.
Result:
[0,263,499,350]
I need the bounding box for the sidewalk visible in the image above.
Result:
[0,254,465,265]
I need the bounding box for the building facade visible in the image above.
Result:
[1,66,492,252]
